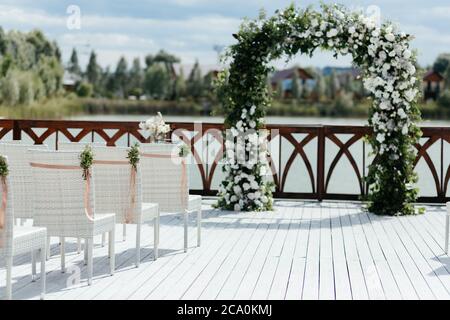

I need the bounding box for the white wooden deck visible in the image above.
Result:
[1,200,450,300]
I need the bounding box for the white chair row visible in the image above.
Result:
[0,141,202,300]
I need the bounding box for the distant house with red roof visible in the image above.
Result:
[270,67,314,98]
[423,70,444,101]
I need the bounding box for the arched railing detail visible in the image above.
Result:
[325,133,365,195]
[0,119,448,203]
[281,133,316,193]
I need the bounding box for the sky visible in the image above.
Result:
[1,0,450,73]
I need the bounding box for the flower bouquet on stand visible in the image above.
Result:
[139,112,171,143]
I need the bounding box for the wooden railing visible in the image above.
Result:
[0,119,448,203]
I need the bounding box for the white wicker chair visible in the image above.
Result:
[91,146,159,266]
[0,142,48,223]
[28,149,116,285]
[57,142,107,252]
[139,143,201,252]
[0,156,47,300]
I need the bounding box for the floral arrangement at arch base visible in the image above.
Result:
[139,112,171,143]
[215,3,422,215]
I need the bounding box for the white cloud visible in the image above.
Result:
[59,33,155,50]
[0,4,65,29]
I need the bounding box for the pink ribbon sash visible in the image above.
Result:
[0,176,7,248]
[29,162,95,222]
[140,153,188,209]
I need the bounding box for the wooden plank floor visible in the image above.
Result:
[1,200,450,300]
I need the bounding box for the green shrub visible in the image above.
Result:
[76,82,93,97]
[437,90,450,109]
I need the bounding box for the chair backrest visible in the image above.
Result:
[29,149,96,238]
[0,156,14,257]
[139,143,188,213]
[0,142,48,219]
[58,141,106,151]
[91,146,142,224]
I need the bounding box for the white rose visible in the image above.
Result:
[402,124,408,135]
[327,28,338,38]
[404,89,417,102]
[403,49,412,59]
[376,133,385,143]
[397,108,407,119]
[385,33,395,42]
[234,204,241,211]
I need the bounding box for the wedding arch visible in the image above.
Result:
[215,4,422,215]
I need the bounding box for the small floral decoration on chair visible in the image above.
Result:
[79,145,94,180]
[127,143,140,170]
[0,156,8,178]
[139,112,171,143]
[178,143,190,158]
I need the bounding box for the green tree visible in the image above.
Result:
[433,53,450,74]
[129,57,143,94]
[174,68,187,99]
[187,60,203,99]
[86,51,101,89]
[291,71,301,100]
[327,70,340,100]
[0,27,6,55]
[76,82,93,97]
[68,48,81,75]
[0,29,63,106]
[114,56,128,98]
[144,63,170,99]
[313,73,326,102]
[0,71,19,105]
[37,56,63,97]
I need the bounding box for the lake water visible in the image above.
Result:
[25,115,449,199]
[70,114,450,127]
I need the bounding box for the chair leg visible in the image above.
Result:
[445,214,449,254]
[84,240,88,265]
[46,236,51,260]
[40,247,46,300]
[154,216,159,260]
[87,238,93,285]
[60,237,65,273]
[136,223,141,268]
[31,250,37,282]
[123,224,126,241]
[77,238,82,254]
[102,233,106,247]
[109,230,115,276]
[184,211,188,253]
[6,256,12,300]
[197,208,202,247]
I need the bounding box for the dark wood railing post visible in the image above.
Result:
[316,126,325,201]
[12,120,21,141]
